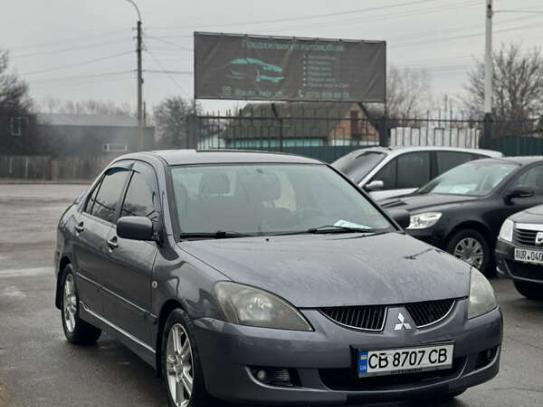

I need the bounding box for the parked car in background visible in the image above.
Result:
[332,147,502,201]
[55,150,501,406]
[380,157,543,274]
[496,205,543,300]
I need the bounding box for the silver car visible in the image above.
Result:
[333,147,503,201]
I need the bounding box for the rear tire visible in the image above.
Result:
[161,308,208,407]
[447,229,490,274]
[60,264,101,345]
[514,280,543,301]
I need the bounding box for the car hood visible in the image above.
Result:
[380,193,478,213]
[511,204,543,223]
[179,232,470,308]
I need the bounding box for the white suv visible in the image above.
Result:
[332,147,503,201]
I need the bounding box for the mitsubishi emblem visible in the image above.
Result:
[394,312,412,331]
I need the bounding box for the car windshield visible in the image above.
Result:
[417,160,517,196]
[171,164,393,238]
[332,151,386,183]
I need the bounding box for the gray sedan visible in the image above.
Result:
[54,150,502,406]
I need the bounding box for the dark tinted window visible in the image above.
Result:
[121,166,159,221]
[513,165,543,193]
[372,160,396,190]
[437,152,478,175]
[92,168,130,223]
[396,152,431,189]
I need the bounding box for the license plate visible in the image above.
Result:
[514,248,543,265]
[358,344,454,378]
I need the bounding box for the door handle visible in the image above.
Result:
[75,222,85,233]
[107,236,118,250]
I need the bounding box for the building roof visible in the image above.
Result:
[37,113,139,127]
[122,149,323,166]
[222,102,375,140]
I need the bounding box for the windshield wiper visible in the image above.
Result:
[180,231,256,240]
[306,225,374,234]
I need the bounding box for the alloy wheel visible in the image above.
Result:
[63,274,77,333]
[166,323,194,407]
[453,237,484,269]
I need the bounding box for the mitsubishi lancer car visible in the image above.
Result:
[54,150,502,406]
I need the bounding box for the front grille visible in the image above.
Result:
[505,260,543,282]
[514,228,539,247]
[320,306,386,331]
[321,299,455,331]
[406,299,455,328]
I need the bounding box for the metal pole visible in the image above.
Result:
[482,0,493,148]
[124,1,144,150]
[137,19,144,150]
[484,0,493,114]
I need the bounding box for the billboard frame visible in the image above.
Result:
[193,31,387,104]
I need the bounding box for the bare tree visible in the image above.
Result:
[386,65,431,119]
[465,43,543,121]
[0,50,32,115]
[153,97,201,148]
[39,97,133,117]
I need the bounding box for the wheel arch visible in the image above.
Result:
[155,298,185,376]
[446,221,492,247]
[55,256,73,309]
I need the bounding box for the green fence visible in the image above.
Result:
[487,136,543,156]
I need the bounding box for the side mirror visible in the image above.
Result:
[386,208,411,229]
[505,187,534,203]
[117,216,155,241]
[365,180,384,192]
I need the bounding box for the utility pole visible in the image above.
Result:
[137,19,144,149]
[124,0,144,150]
[482,0,493,148]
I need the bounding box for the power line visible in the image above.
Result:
[19,52,132,76]
[13,39,130,59]
[149,0,437,31]
[30,70,134,84]
[144,49,189,96]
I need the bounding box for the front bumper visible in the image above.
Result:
[192,300,502,405]
[496,239,543,284]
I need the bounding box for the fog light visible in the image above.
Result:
[250,367,298,387]
[256,369,267,382]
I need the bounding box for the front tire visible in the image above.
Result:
[60,264,101,345]
[447,229,490,274]
[161,309,208,407]
[514,281,543,301]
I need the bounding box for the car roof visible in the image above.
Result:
[480,156,543,165]
[117,149,323,166]
[340,146,503,159]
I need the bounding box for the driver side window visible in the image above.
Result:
[512,165,543,194]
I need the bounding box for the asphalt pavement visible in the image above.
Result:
[0,184,542,407]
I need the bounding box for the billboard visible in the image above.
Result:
[194,32,386,103]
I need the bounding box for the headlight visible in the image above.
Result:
[214,282,313,331]
[468,269,497,319]
[407,212,442,230]
[498,219,514,242]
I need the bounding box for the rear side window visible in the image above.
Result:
[396,152,431,189]
[92,168,130,223]
[437,152,478,175]
[121,165,160,221]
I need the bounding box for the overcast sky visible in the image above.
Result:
[2,0,543,114]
